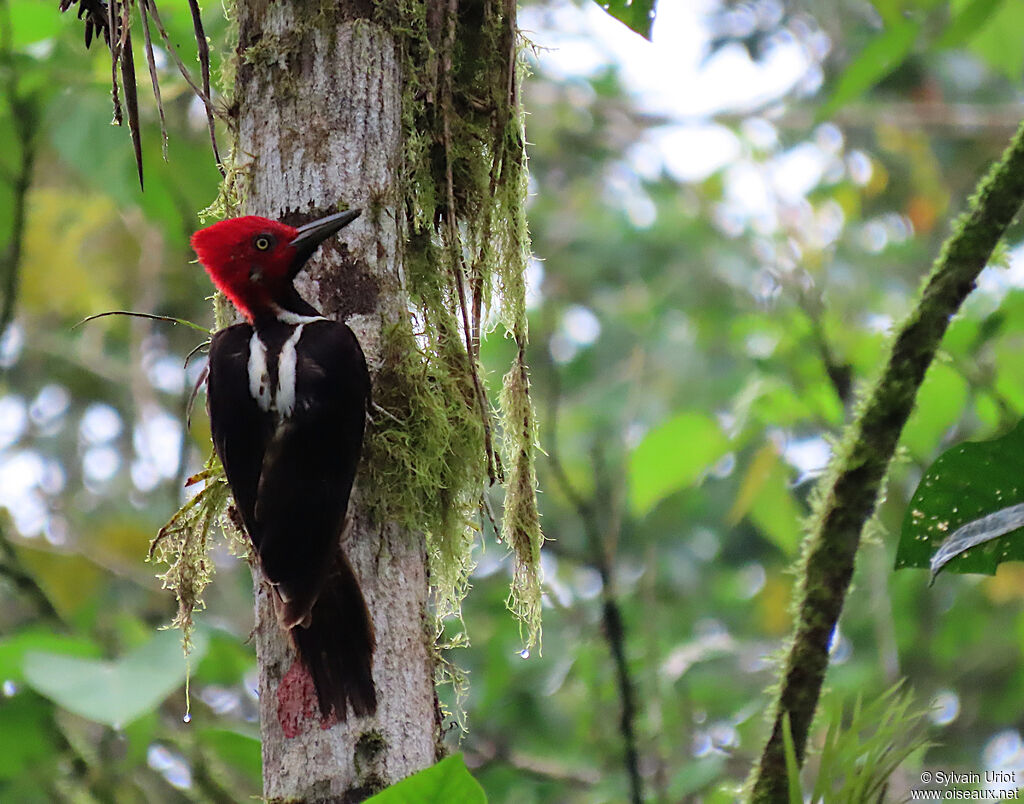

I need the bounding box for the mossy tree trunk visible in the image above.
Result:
[233,4,440,799]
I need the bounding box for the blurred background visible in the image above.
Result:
[3,0,1024,800]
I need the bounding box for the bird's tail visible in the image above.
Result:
[290,552,377,720]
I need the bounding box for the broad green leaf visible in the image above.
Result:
[0,631,100,683]
[959,0,1024,79]
[936,0,1007,49]
[592,0,657,40]
[593,0,655,39]
[896,418,1024,576]
[366,754,486,803]
[749,448,802,557]
[628,411,729,517]
[733,446,805,556]
[15,541,104,618]
[0,695,51,780]
[195,630,257,686]
[900,362,968,459]
[817,19,920,121]
[668,757,725,799]
[9,0,62,48]
[22,628,208,728]
[198,727,262,785]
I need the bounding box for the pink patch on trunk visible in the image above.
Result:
[276,659,338,738]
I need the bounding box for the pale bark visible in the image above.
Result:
[234,6,438,800]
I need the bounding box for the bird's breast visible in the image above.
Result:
[247,322,314,419]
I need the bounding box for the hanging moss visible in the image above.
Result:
[152,0,543,666]
[148,454,247,649]
[374,0,545,651]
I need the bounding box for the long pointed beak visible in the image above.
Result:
[288,209,361,273]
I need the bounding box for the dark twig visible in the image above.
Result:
[750,119,1024,801]
[543,364,643,804]
[0,1,38,340]
[61,0,225,178]
[467,735,601,787]
[137,0,168,160]
[185,0,222,169]
[73,310,209,333]
[808,315,852,408]
[142,0,226,126]
[119,25,144,188]
[0,523,65,627]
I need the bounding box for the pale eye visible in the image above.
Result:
[254,235,273,251]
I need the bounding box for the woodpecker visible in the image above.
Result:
[191,209,376,720]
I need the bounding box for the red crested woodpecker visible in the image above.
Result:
[191,209,376,720]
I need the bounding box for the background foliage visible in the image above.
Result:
[4,0,1024,800]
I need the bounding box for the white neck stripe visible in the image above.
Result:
[275,324,306,418]
[274,307,327,325]
[246,324,308,418]
[247,332,271,412]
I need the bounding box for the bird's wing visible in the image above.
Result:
[252,319,370,620]
[207,323,272,544]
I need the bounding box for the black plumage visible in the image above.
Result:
[206,317,376,719]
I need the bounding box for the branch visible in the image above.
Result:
[0,105,35,339]
[0,5,39,341]
[749,119,1024,801]
[466,735,601,787]
[543,365,643,804]
[797,288,853,409]
[0,523,65,627]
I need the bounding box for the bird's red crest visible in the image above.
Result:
[191,216,300,320]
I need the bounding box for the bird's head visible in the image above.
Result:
[191,209,361,321]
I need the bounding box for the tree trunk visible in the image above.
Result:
[233,5,439,800]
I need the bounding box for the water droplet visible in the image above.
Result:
[2,680,16,697]
[182,713,192,724]
[930,689,960,726]
[519,649,530,660]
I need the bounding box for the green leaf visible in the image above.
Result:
[896,418,1024,576]
[591,0,656,40]
[195,630,257,686]
[900,362,968,459]
[22,628,208,728]
[0,631,100,683]
[781,713,803,804]
[0,695,52,780]
[728,444,805,555]
[9,0,63,48]
[936,0,1007,49]
[628,411,730,517]
[198,727,262,785]
[958,0,1024,79]
[817,19,921,121]
[366,754,486,803]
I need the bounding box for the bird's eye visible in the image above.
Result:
[254,235,273,251]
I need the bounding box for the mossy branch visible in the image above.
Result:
[749,119,1024,802]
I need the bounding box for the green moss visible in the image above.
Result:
[148,454,247,650]
[372,0,544,654]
